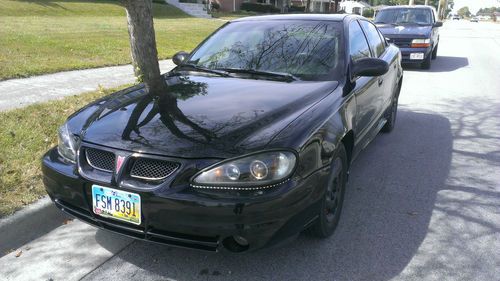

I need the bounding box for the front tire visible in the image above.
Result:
[381,82,401,133]
[306,143,347,238]
[431,44,438,60]
[421,54,432,69]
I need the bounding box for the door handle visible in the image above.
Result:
[378,78,384,86]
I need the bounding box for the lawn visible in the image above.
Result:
[0,0,223,80]
[0,86,125,217]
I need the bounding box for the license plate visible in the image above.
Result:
[410,53,424,60]
[92,185,141,225]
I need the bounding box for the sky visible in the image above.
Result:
[452,0,500,14]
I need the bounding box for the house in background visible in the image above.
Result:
[167,0,370,15]
[288,0,338,13]
[290,0,371,14]
[339,0,370,15]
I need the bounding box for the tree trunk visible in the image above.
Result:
[122,0,168,96]
[333,0,339,12]
[306,0,311,12]
[437,0,442,19]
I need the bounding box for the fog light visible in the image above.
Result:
[233,235,249,246]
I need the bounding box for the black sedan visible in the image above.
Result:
[43,14,403,252]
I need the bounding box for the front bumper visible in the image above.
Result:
[42,147,328,252]
[400,47,432,64]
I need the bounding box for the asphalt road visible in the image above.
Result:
[1,20,499,281]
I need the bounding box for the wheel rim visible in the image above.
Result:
[325,157,343,222]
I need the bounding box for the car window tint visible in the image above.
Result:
[374,8,433,25]
[349,21,371,61]
[188,21,342,81]
[360,20,385,58]
[377,29,388,47]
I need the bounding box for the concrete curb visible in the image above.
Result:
[0,196,69,255]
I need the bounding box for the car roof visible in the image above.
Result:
[379,5,434,10]
[231,13,357,22]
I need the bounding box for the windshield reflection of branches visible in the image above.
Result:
[197,23,339,76]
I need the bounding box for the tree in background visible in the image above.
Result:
[122,0,168,97]
[457,6,471,18]
[363,7,375,17]
[477,7,500,14]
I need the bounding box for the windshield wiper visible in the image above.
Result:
[176,64,230,77]
[216,68,298,82]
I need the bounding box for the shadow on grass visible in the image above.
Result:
[93,110,456,280]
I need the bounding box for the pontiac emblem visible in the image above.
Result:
[116,155,126,174]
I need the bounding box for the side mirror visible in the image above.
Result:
[172,51,190,66]
[351,58,389,78]
[433,21,443,27]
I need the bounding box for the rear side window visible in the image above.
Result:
[359,20,385,58]
[349,21,371,61]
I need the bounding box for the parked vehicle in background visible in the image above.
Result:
[42,14,403,253]
[470,17,479,22]
[374,5,442,69]
[453,15,460,20]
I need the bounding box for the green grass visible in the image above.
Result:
[0,85,127,217]
[0,0,224,80]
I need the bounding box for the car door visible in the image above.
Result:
[360,20,395,119]
[375,26,398,110]
[350,20,385,144]
[430,9,439,48]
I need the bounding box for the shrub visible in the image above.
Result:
[211,1,220,10]
[240,2,280,13]
[363,8,374,18]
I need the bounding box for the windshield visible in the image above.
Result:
[375,8,433,25]
[186,20,343,81]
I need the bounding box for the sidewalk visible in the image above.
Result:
[0,60,175,112]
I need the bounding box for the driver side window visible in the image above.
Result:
[359,20,385,58]
[349,21,371,62]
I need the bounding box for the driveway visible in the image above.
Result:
[1,20,499,281]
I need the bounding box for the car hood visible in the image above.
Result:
[376,24,432,38]
[68,75,338,158]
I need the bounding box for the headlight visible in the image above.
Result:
[411,38,431,48]
[57,124,77,163]
[192,151,296,188]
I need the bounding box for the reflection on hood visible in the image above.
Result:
[69,75,338,158]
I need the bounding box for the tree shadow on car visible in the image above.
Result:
[403,56,469,72]
[91,110,456,280]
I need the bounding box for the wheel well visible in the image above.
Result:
[396,76,403,97]
[341,131,354,167]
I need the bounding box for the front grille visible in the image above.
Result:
[85,148,115,172]
[389,38,412,48]
[130,158,179,180]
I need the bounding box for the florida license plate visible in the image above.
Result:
[92,185,141,225]
[410,53,424,60]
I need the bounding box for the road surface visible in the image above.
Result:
[1,20,499,281]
